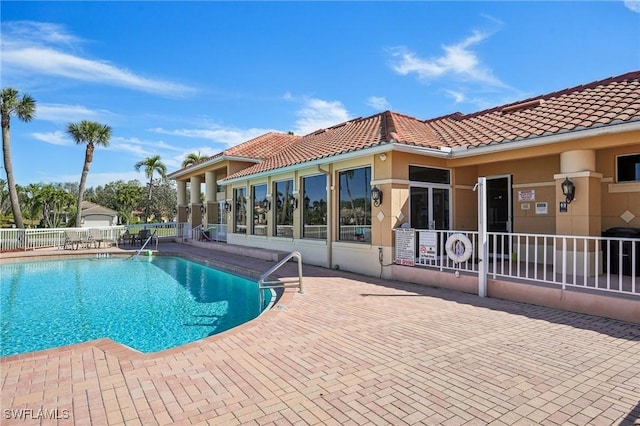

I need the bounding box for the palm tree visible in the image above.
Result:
[66,120,112,227]
[1,88,36,229]
[134,155,167,222]
[182,151,207,168]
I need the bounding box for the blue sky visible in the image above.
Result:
[2,1,639,188]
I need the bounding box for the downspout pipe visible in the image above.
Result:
[317,165,332,269]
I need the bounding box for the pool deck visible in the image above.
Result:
[1,242,640,425]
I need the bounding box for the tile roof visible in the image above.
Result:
[169,132,301,176]
[219,70,640,181]
[427,70,640,148]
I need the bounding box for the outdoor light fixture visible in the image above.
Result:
[371,185,383,207]
[224,201,231,212]
[561,177,575,204]
[291,196,299,210]
[185,206,191,214]
[200,204,206,214]
[263,199,271,210]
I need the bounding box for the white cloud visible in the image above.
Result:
[150,126,279,148]
[389,30,506,87]
[445,90,465,104]
[367,96,391,111]
[624,0,640,12]
[32,130,73,146]
[1,21,196,97]
[35,103,108,123]
[294,98,351,135]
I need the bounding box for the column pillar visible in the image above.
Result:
[554,150,602,275]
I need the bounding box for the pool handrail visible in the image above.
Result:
[131,230,158,258]
[258,251,303,293]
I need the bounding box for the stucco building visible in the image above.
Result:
[168,71,640,280]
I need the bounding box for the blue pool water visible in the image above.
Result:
[0,256,270,356]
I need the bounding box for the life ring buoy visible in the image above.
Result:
[445,233,473,263]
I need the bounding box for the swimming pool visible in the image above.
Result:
[0,256,272,357]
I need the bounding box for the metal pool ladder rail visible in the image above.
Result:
[258,251,303,293]
[131,232,157,259]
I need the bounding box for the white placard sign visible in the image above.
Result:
[518,190,536,202]
[419,231,437,260]
[395,228,415,266]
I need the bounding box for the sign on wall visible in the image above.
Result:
[518,190,536,202]
[395,228,415,266]
[419,231,437,261]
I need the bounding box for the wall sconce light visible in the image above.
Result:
[263,199,271,210]
[224,201,231,212]
[200,204,206,214]
[290,196,299,210]
[185,206,191,214]
[379,153,387,161]
[561,177,575,204]
[371,185,383,207]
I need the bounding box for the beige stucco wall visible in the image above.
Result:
[598,146,640,230]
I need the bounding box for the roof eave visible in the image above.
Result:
[221,142,451,185]
[167,155,261,180]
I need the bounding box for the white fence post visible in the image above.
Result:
[476,177,488,297]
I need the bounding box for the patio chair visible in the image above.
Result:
[63,230,89,250]
[119,229,135,246]
[136,229,151,246]
[88,229,104,248]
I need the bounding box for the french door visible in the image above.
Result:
[409,185,450,230]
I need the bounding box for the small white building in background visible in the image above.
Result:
[80,201,118,228]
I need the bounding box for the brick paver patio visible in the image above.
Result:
[1,243,639,425]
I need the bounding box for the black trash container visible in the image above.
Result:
[601,227,640,276]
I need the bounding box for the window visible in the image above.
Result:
[409,165,450,184]
[339,166,371,242]
[617,154,640,182]
[233,187,247,234]
[274,179,294,237]
[252,184,268,236]
[302,175,327,239]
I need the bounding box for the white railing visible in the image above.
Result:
[193,224,228,242]
[0,223,189,252]
[395,229,639,297]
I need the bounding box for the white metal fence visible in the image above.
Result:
[396,229,639,297]
[0,223,189,252]
[191,224,228,242]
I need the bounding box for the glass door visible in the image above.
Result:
[410,186,450,230]
[486,175,512,258]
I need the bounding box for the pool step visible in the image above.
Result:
[182,239,288,262]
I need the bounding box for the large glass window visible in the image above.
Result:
[339,166,371,242]
[302,175,327,239]
[617,154,640,182]
[252,184,268,236]
[233,187,247,234]
[274,179,294,238]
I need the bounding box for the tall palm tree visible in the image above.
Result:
[182,151,207,168]
[1,88,36,229]
[66,120,112,227]
[134,155,167,222]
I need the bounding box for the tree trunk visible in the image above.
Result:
[2,119,24,229]
[75,144,93,226]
